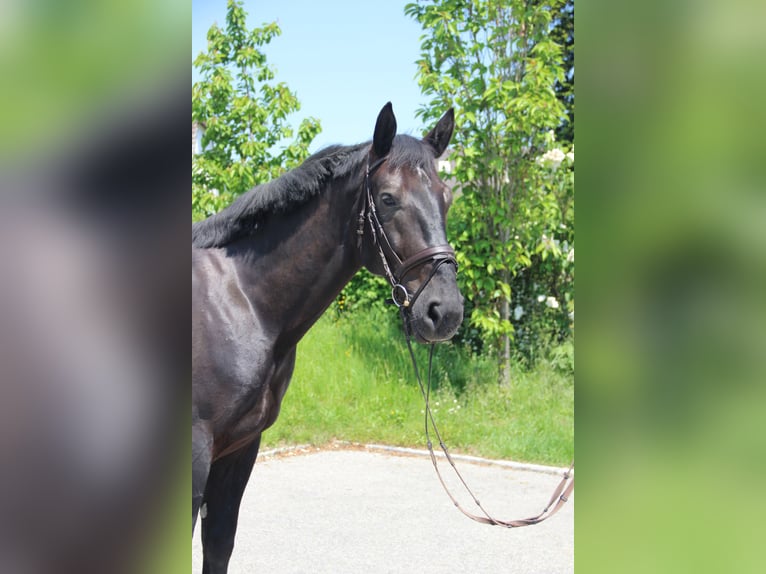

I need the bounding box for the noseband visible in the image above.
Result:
[356,153,457,310]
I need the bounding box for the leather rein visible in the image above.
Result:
[405,338,574,528]
[356,151,574,528]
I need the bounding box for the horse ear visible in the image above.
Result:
[424,108,455,157]
[372,102,397,158]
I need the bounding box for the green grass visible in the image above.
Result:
[262,309,574,466]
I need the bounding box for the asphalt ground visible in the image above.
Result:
[192,445,574,573]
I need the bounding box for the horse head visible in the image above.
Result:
[359,103,464,343]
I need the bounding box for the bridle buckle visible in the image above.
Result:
[391,284,410,308]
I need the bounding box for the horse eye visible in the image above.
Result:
[380,193,397,207]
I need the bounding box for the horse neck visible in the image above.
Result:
[226,176,363,347]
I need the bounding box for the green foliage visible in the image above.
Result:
[508,142,574,366]
[405,0,574,374]
[547,339,574,376]
[333,270,392,317]
[551,0,574,144]
[192,0,321,221]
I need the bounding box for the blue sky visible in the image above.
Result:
[192,0,432,153]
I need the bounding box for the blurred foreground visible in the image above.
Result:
[578,1,766,572]
[0,1,189,573]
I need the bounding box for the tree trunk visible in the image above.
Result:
[498,252,511,387]
[499,297,511,387]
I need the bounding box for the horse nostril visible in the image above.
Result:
[427,301,442,325]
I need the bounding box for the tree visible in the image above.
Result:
[192,0,321,221]
[551,0,574,144]
[405,0,573,384]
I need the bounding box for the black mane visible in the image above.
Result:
[192,135,436,248]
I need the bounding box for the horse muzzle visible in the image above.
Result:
[403,265,464,343]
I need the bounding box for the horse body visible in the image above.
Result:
[192,176,358,464]
[192,103,461,573]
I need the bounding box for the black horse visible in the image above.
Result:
[192,103,463,573]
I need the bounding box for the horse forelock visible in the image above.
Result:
[386,134,439,173]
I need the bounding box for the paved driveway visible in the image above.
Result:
[192,445,574,573]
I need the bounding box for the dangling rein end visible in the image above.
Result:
[405,318,575,529]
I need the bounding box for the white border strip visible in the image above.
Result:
[259,444,313,458]
[260,442,570,476]
[363,444,569,476]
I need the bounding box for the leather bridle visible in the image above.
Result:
[357,148,574,528]
[356,152,457,311]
